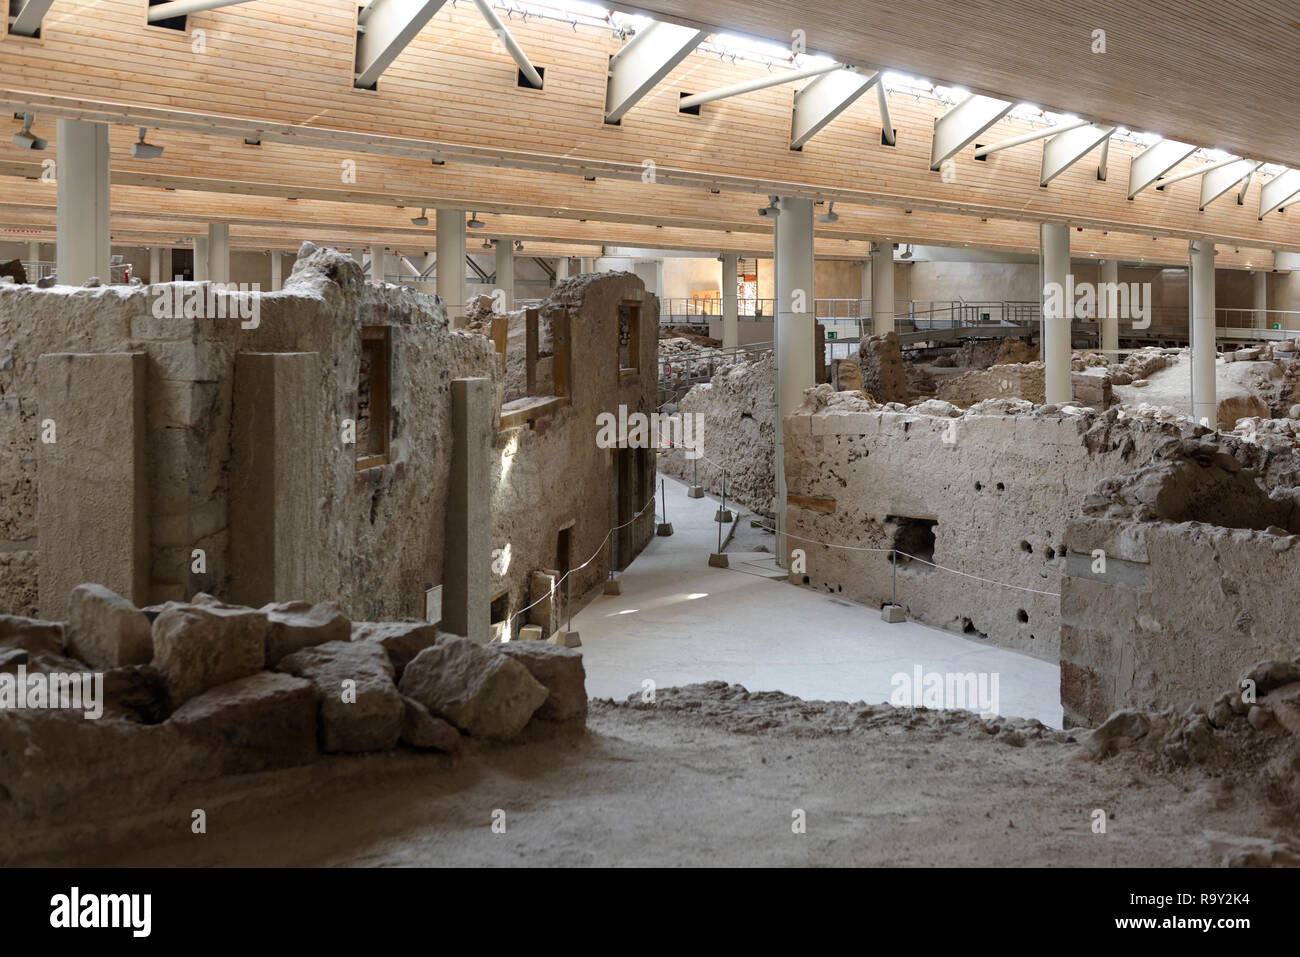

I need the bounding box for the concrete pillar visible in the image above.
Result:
[494,239,514,312]
[207,223,230,284]
[230,352,319,606]
[270,250,284,291]
[1099,259,1120,355]
[37,352,149,618]
[193,236,209,282]
[55,119,111,285]
[1253,269,1268,327]
[580,257,594,274]
[859,259,872,323]
[555,257,570,281]
[870,242,894,335]
[1041,223,1072,404]
[443,378,492,643]
[654,260,665,299]
[367,246,383,282]
[721,252,739,349]
[436,209,467,327]
[149,247,163,285]
[1190,240,1217,426]
[774,196,815,567]
[28,241,40,266]
[162,247,175,282]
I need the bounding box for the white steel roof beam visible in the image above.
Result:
[1154,154,1244,190]
[9,0,57,37]
[876,83,896,146]
[790,69,880,150]
[147,0,256,21]
[974,118,1090,159]
[354,0,449,90]
[1199,159,1259,210]
[1040,124,1114,186]
[471,0,543,88]
[604,21,708,123]
[929,94,1013,171]
[680,61,843,111]
[1127,138,1195,198]
[1260,169,1300,219]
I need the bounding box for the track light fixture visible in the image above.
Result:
[130,127,163,159]
[467,212,485,228]
[817,201,839,224]
[11,114,46,151]
[411,208,429,226]
[757,195,781,218]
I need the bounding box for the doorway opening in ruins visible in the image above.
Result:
[556,524,572,582]
[613,447,635,570]
[489,588,510,642]
[888,515,937,569]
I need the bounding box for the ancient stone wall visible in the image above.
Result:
[0,251,656,630]
[782,392,1203,660]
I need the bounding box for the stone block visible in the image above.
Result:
[398,636,547,739]
[152,600,268,706]
[400,695,462,752]
[262,600,350,665]
[0,614,64,656]
[66,583,153,669]
[168,671,318,775]
[37,353,149,619]
[350,620,439,679]
[229,352,320,607]
[497,640,587,721]
[277,640,404,753]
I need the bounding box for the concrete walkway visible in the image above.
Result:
[575,474,1063,727]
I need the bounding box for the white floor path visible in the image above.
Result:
[574,474,1064,727]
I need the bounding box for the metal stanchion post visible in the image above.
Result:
[688,455,704,498]
[656,477,673,536]
[882,548,905,622]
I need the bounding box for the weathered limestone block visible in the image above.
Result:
[66,583,153,669]
[834,359,864,393]
[857,331,908,403]
[37,352,149,619]
[400,695,462,752]
[101,664,168,724]
[0,614,64,656]
[497,641,587,722]
[168,672,318,775]
[398,636,547,739]
[277,639,404,753]
[351,620,439,679]
[262,600,350,665]
[151,600,268,706]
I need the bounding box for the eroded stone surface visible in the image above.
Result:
[277,639,403,753]
[262,600,350,666]
[168,671,318,774]
[399,636,547,739]
[152,600,267,706]
[350,620,439,679]
[497,641,587,722]
[66,583,153,669]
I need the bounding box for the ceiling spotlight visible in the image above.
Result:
[410,207,429,226]
[467,212,485,228]
[817,201,839,224]
[757,196,781,218]
[584,174,596,182]
[11,114,46,151]
[514,240,524,252]
[899,244,914,259]
[130,127,163,159]
[482,239,494,250]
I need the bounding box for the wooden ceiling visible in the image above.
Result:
[615,0,1300,171]
[1,1,1296,261]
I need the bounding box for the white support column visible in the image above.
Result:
[1253,269,1268,327]
[774,197,814,568]
[149,247,163,285]
[28,241,40,266]
[207,223,230,284]
[270,250,284,291]
[1189,241,1217,426]
[1099,259,1120,355]
[55,119,111,286]
[494,240,514,312]
[721,252,739,349]
[367,245,383,282]
[419,251,437,293]
[436,209,466,327]
[1041,223,1072,404]
[193,236,210,282]
[555,257,570,282]
[580,257,594,274]
[870,242,894,335]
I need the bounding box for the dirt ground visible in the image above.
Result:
[23,683,1298,868]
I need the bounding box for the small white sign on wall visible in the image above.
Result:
[425,584,443,625]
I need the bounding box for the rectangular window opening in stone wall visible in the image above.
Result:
[888,515,937,570]
[618,301,641,375]
[356,325,392,470]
